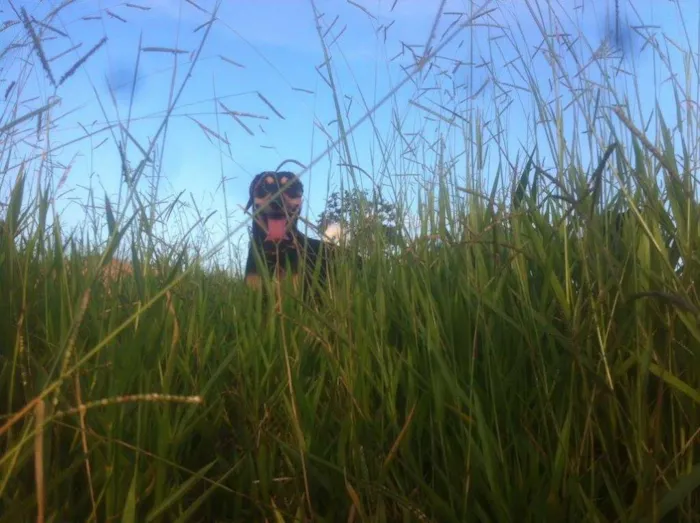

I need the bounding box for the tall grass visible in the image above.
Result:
[1,1,699,522]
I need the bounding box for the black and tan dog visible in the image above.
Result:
[244,170,341,297]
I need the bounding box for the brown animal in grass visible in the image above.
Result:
[243,170,354,298]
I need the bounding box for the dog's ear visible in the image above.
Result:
[245,172,264,211]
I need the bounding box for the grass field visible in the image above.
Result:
[1,1,700,521]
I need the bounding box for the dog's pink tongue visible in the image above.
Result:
[265,218,288,241]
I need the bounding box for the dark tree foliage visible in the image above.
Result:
[317,187,400,248]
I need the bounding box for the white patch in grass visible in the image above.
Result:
[322,222,350,245]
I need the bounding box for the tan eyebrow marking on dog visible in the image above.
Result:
[280,176,288,184]
[264,176,275,184]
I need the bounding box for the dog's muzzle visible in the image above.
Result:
[261,203,294,242]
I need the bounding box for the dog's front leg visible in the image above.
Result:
[245,273,262,289]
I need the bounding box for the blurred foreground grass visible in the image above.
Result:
[1,153,699,522]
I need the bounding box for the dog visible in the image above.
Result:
[243,170,348,298]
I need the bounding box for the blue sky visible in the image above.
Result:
[1,0,697,269]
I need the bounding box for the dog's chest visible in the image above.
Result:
[262,242,301,272]
[273,264,290,279]
[245,233,331,296]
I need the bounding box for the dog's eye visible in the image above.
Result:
[284,184,302,198]
[282,178,302,196]
[254,183,271,198]
[284,180,304,198]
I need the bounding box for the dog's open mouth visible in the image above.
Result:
[264,216,289,242]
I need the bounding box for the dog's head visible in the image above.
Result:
[246,170,304,243]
